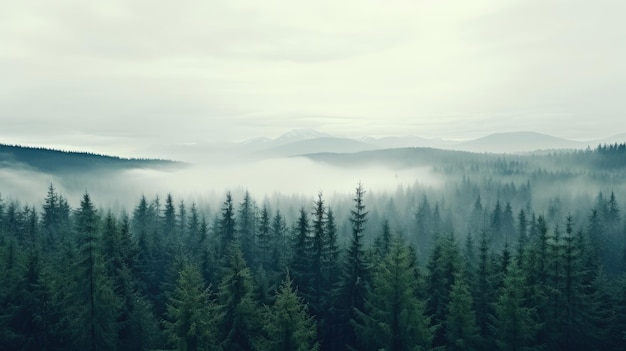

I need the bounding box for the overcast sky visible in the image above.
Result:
[2,0,625,156]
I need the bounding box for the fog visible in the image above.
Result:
[0,155,441,214]
[2,143,624,237]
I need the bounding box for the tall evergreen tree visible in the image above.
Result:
[238,191,257,267]
[474,226,496,349]
[291,208,312,297]
[218,192,237,260]
[426,232,461,348]
[164,261,217,351]
[516,209,528,263]
[445,272,480,351]
[216,243,260,351]
[164,193,177,242]
[492,263,538,351]
[71,193,119,351]
[178,200,187,246]
[415,196,433,258]
[256,276,319,351]
[186,202,201,258]
[320,207,342,351]
[257,204,272,270]
[374,218,393,260]
[353,236,431,351]
[341,182,370,349]
[308,193,327,317]
[270,210,288,274]
[490,200,503,247]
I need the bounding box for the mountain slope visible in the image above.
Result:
[0,144,180,174]
[453,132,583,153]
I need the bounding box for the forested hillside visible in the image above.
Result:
[1,145,626,350]
[0,144,179,173]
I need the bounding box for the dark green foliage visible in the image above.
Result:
[374,218,393,260]
[216,242,261,351]
[270,209,289,273]
[446,273,480,351]
[307,193,327,316]
[291,208,312,297]
[1,173,626,351]
[256,276,319,351]
[0,143,179,173]
[492,263,539,351]
[218,192,237,260]
[164,261,216,351]
[341,182,370,349]
[415,196,434,258]
[41,184,71,248]
[238,191,257,267]
[353,236,432,351]
[71,193,120,351]
[257,205,272,270]
[426,232,462,348]
[474,226,496,349]
[319,207,342,351]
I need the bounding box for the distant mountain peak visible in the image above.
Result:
[274,129,332,144]
[239,136,271,145]
[455,131,582,153]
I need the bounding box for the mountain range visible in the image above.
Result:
[236,129,625,157]
[2,130,624,174]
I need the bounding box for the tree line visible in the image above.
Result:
[1,182,625,350]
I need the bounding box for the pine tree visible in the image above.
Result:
[559,217,589,351]
[426,232,461,348]
[492,263,539,351]
[216,242,260,351]
[468,195,484,240]
[516,209,528,264]
[353,236,431,351]
[164,261,217,351]
[320,207,342,351]
[42,184,60,247]
[238,191,257,267]
[474,225,496,349]
[256,276,319,351]
[291,208,312,297]
[341,182,370,349]
[545,222,565,347]
[463,232,476,284]
[491,200,503,248]
[257,204,272,270]
[502,202,515,246]
[308,192,327,317]
[270,210,288,274]
[164,194,177,237]
[374,218,393,260]
[71,193,120,351]
[187,203,201,258]
[445,272,480,351]
[4,247,53,351]
[415,196,433,258]
[178,200,187,246]
[525,215,550,347]
[218,192,237,260]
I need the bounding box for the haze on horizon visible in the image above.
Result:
[2,0,625,158]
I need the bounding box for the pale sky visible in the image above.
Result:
[2,0,625,156]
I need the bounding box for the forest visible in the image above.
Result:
[1,145,626,351]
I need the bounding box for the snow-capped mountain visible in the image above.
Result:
[271,129,333,146]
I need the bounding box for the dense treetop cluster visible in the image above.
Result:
[1,177,625,351]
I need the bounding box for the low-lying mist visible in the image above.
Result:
[0,156,441,213]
